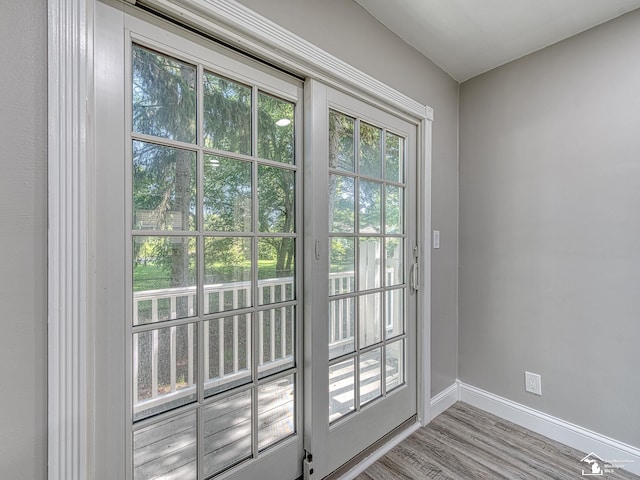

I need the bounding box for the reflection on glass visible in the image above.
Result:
[359,292,381,348]
[258,306,295,378]
[258,374,295,450]
[204,237,251,314]
[385,185,403,234]
[132,45,196,144]
[359,122,382,178]
[360,348,382,406]
[359,237,381,291]
[133,236,197,325]
[359,180,381,233]
[329,298,355,360]
[205,315,251,396]
[258,92,294,164]
[385,238,403,287]
[329,358,355,423]
[203,390,252,477]
[385,133,404,182]
[133,141,196,231]
[329,110,355,172]
[386,340,405,392]
[203,155,252,232]
[258,165,295,233]
[133,410,197,480]
[203,72,251,155]
[385,289,404,339]
[258,238,295,305]
[133,323,197,421]
[329,174,355,233]
[329,238,355,295]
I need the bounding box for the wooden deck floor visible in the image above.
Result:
[132,350,400,480]
[356,402,639,480]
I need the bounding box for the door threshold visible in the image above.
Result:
[324,415,420,480]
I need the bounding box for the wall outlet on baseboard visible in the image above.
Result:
[525,371,542,396]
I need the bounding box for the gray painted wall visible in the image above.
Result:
[459,9,640,447]
[236,0,460,397]
[0,1,48,478]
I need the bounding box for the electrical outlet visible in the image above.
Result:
[525,371,542,396]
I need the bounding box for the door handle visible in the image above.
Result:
[410,262,419,291]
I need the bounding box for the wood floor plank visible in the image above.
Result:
[355,402,639,480]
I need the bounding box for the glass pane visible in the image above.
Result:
[204,315,251,396]
[329,238,355,295]
[204,390,252,477]
[360,348,382,406]
[359,122,382,178]
[258,165,295,233]
[132,45,196,143]
[203,72,251,155]
[133,410,197,480]
[258,374,295,450]
[258,238,295,305]
[133,236,197,325]
[385,132,404,182]
[258,92,294,164]
[385,185,403,234]
[258,306,295,378]
[133,324,197,421]
[329,174,355,233]
[204,237,251,314]
[359,237,381,291]
[329,110,355,172]
[329,298,355,360]
[386,340,405,392]
[203,155,252,232]
[329,358,355,423]
[133,141,196,231]
[359,292,382,348]
[385,238,404,287]
[385,289,404,339]
[359,180,381,233]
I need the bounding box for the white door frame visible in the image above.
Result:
[48,1,432,478]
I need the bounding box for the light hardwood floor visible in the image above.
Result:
[356,402,639,480]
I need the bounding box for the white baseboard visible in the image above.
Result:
[429,383,459,420]
[458,381,640,476]
[336,422,421,480]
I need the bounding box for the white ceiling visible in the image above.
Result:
[354,0,640,82]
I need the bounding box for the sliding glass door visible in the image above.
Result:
[305,82,418,479]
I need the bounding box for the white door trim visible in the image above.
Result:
[48,1,432,478]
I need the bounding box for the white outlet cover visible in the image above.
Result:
[525,371,542,396]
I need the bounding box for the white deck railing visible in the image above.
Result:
[132,271,398,417]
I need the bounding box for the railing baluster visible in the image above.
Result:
[270,308,276,362]
[281,284,287,359]
[187,323,194,386]
[170,296,176,320]
[218,317,224,378]
[233,315,239,373]
[338,298,344,341]
[204,289,209,315]
[188,293,194,317]
[170,326,176,392]
[203,322,210,381]
[151,329,158,398]
[151,298,158,323]
[133,334,139,403]
[246,314,251,370]
[133,298,139,325]
[258,310,264,367]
